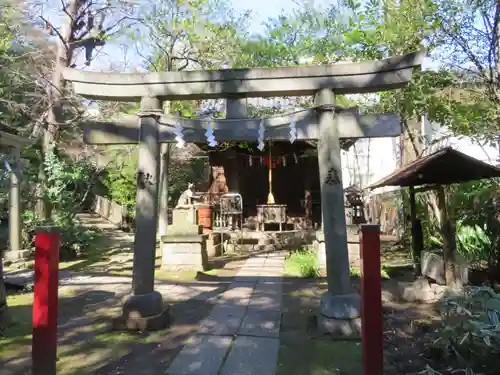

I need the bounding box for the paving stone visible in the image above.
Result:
[255,281,283,294]
[248,292,281,311]
[258,273,283,279]
[264,258,285,265]
[218,282,255,304]
[166,335,232,375]
[219,336,280,375]
[238,308,281,337]
[233,275,260,282]
[198,305,247,335]
[244,258,267,265]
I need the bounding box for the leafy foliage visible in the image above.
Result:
[424,286,500,374]
[17,146,102,259]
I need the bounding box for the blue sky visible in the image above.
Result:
[231,0,330,33]
[86,0,333,70]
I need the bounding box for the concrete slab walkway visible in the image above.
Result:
[166,252,286,375]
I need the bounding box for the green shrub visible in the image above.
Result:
[284,249,320,278]
[423,286,500,374]
[18,146,102,260]
[349,265,390,279]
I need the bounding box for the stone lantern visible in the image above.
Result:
[345,186,366,225]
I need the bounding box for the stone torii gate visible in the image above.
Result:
[63,50,424,331]
[0,131,31,264]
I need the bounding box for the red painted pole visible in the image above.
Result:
[32,227,60,375]
[360,224,383,375]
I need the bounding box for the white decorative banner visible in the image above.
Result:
[257,119,265,151]
[4,160,11,172]
[289,112,297,143]
[205,118,217,147]
[174,113,185,148]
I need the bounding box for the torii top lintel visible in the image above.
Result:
[63,50,425,102]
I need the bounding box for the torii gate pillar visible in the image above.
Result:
[112,97,170,330]
[315,89,361,335]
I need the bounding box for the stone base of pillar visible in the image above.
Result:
[317,292,361,337]
[112,291,170,331]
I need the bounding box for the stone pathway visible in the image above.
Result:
[165,251,286,375]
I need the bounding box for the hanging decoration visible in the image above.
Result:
[174,112,185,148]
[248,155,253,167]
[205,117,217,147]
[257,119,265,151]
[263,157,282,168]
[4,160,12,172]
[282,156,286,167]
[289,112,297,144]
[293,152,298,164]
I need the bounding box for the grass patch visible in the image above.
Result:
[0,292,34,360]
[0,287,168,374]
[349,265,391,280]
[284,249,320,278]
[276,339,362,375]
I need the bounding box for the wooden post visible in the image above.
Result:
[435,185,457,286]
[409,186,422,275]
[32,227,60,375]
[360,224,383,375]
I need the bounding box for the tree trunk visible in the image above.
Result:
[37,0,79,219]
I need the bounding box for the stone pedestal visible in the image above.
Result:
[317,293,361,337]
[3,249,31,263]
[3,249,32,269]
[161,207,209,271]
[112,291,171,331]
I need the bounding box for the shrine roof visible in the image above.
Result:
[368,147,500,188]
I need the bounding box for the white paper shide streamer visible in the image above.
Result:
[289,112,297,144]
[257,119,265,151]
[174,113,185,148]
[205,118,217,147]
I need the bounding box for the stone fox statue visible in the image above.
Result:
[208,166,229,203]
[176,183,194,207]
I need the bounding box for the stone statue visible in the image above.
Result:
[176,183,194,208]
[208,166,229,203]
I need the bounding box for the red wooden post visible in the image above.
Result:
[32,227,60,375]
[360,224,383,375]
